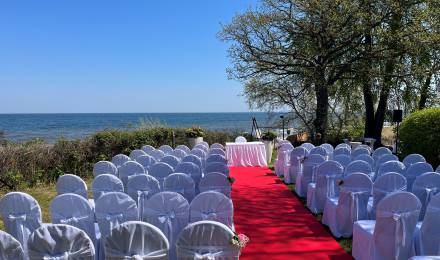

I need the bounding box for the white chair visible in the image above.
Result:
[414,193,440,256]
[0,192,42,256]
[354,154,375,170]
[182,155,203,169]
[372,147,392,162]
[205,162,229,176]
[160,155,181,169]
[176,145,191,154]
[336,143,351,150]
[412,172,440,220]
[301,142,315,151]
[149,162,174,188]
[275,148,292,177]
[409,257,440,260]
[285,147,308,184]
[159,145,174,155]
[56,174,88,199]
[190,191,234,229]
[296,154,325,198]
[368,172,407,219]
[92,174,124,201]
[164,173,196,202]
[235,136,247,143]
[141,145,155,154]
[352,192,421,260]
[135,154,157,170]
[118,161,145,191]
[190,148,207,161]
[28,224,95,260]
[93,161,118,177]
[199,172,232,198]
[142,192,189,259]
[0,230,25,260]
[375,154,399,171]
[193,144,208,154]
[376,160,406,180]
[320,143,334,159]
[175,162,203,188]
[50,193,97,248]
[334,147,351,157]
[309,146,328,157]
[104,221,169,260]
[176,221,240,259]
[351,147,371,159]
[333,154,352,168]
[344,160,374,179]
[129,149,147,160]
[127,174,161,218]
[322,173,372,238]
[307,160,344,214]
[172,149,187,160]
[206,154,228,165]
[111,154,131,169]
[208,148,226,157]
[210,143,225,150]
[358,144,373,153]
[437,165,440,173]
[403,154,426,167]
[406,162,434,191]
[149,150,166,161]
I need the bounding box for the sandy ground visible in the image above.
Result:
[382,126,395,146]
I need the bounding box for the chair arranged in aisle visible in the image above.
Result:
[163,173,196,202]
[199,172,232,198]
[176,145,191,154]
[206,154,228,165]
[129,149,147,160]
[135,154,157,171]
[190,191,234,229]
[173,149,187,160]
[118,161,146,191]
[285,147,308,184]
[94,160,118,177]
[182,155,203,169]
[414,193,440,256]
[149,162,174,188]
[376,161,406,180]
[296,154,325,198]
[334,147,351,157]
[235,136,247,143]
[126,174,161,217]
[406,162,434,191]
[56,174,88,199]
[111,155,131,169]
[149,149,166,161]
[354,154,375,170]
[344,160,374,179]
[159,145,174,155]
[205,162,229,176]
[92,174,124,201]
[334,154,352,168]
[403,154,426,167]
[141,145,155,154]
[372,147,392,162]
[411,172,440,220]
[0,229,25,260]
[160,155,181,169]
[210,143,225,150]
[351,147,371,159]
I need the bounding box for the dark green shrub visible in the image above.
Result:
[400,108,440,167]
[185,127,205,138]
[261,131,277,141]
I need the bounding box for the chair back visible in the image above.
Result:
[190,148,207,160]
[336,143,351,150]
[164,173,196,202]
[315,161,344,211]
[345,160,373,179]
[206,154,228,165]
[175,162,202,186]
[176,145,191,154]
[412,172,440,219]
[334,147,351,157]
[172,149,188,160]
[437,165,440,173]
[309,146,328,157]
[419,193,440,255]
[372,147,392,162]
[94,160,118,177]
[199,172,232,198]
[193,144,208,154]
[141,145,155,153]
[111,154,131,169]
[182,155,203,169]
[320,143,334,156]
[160,155,181,169]
[135,154,157,170]
[0,230,25,260]
[159,145,174,155]
[28,224,95,260]
[235,136,247,143]
[334,154,352,168]
[205,162,229,176]
[375,154,399,170]
[92,174,124,201]
[105,221,169,260]
[406,162,434,190]
[351,147,370,159]
[129,149,147,160]
[210,143,225,150]
[371,173,407,218]
[301,154,326,191]
[149,162,174,188]
[354,154,375,170]
[127,174,161,217]
[149,149,166,161]
[190,191,234,229]
[118,161,145,191]
[56,174,88,199]
[301,142,315,151]
[376,161,406,180]
[403,154,426,168]
[208,148,226,157]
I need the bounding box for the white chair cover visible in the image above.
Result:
[205,162,229,176]
[149,150,166,161]
[352,192,421,260]
[414,193,440,256]
[322,173,372,238]
[104,221,169,260]
[406,162,434,192]
[296,154,325,198]
[285,147,308,184]
[176,145,191,154]
[92,174,124,201]
[0,229,25,260]
[372,147,392,162]
[320,143,334,158]
[275,148,291,177]
[135,154,157,171]
[301,142,315,151]
[403,154,426,167]
[206,154,228,165]
[56,174,88,199]
[309,146,328,157]
[354,154,375,170]
[142,192,189,259]
[159,145,174,155]
[176,221,240,260]
[175,162,203,188]
[28,224,95,260]
[235,136,247,143]
[334,147,351,157]
[173,149,188,160]
[199,172,232,198]
[358,144,373,153]
[95,192,139,239]
[129,149,147,160]
[118,161,145,191]
[336,143,351,150]
[409,257,440,260]
[193,145,208,154]
[160,155,181,169]
[126,174,161,218]
[210,143,225,150]
[376,160,406,180]
[50,194,97,247]
[369,172,407,219]
[190,191,234,229]
[333,154,352,168]
[344,160,374,179]
[93,161,118,177]
[111,155,131,169]
[164,173,196,202]
[375,154,399,171]
[149,162,174,188]
[141,145,155,154]
[351,147,371,159]
[307,160,344,214]
[437,165,440,173]
[182,155,203,169]
[190,148,207,161]
[0,192,42,256]
[412,172,440,220]
[208,148,226,157]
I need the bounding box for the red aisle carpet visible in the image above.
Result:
[230,166,352,260]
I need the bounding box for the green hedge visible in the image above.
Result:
[0,127,235,190]
[400,108,440,167]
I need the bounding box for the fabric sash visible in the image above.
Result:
[105,249,168,259]
[177,245,237,260]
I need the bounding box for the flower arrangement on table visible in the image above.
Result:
[261,131,277,141]
[185,126,205,138]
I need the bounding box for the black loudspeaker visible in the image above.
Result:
[393,110,403,123]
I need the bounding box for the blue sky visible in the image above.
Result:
[0,1,257,113]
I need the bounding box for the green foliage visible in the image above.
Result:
[400,108,440,167]
[185,127,205,138]
[261,131,277,141]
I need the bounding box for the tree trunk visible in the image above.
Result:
[362,33,375,138]
[314,81,329,142]
[418,74,432,110]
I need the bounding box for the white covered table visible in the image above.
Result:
[226,141,267,167]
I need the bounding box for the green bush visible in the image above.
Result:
[400,108,440,167]
[261,131,277,141]
[185,127,204,138]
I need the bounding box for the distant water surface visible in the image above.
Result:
[0,113,280,142]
